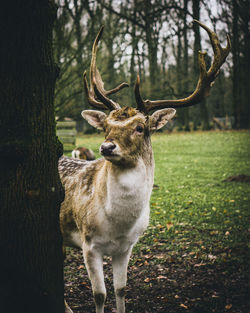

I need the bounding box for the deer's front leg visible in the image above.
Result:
[112,248,132,313]
[83,247,106,313]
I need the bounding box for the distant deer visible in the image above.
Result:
[72,147,95,160]
[59,20,230,313]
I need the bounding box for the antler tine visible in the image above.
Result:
[83,71,108,110]
[135,20,231,114]
[84,26,129,111]
[193,20,231,76]
[134,75,146,113]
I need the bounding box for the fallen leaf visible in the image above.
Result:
[166,221,173,230]
[144,277,150,283]
[208,254,217,260]
[157,275,168,279]
[80,281,88,285]
[180,303,188,309]
[225,304,232,310]
[155,254,165,259]
[211,291,219,297]
[210,230,219,235]
[194,262,206,267]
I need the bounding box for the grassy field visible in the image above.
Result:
[64,130,250,312]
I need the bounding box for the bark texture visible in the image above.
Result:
[0,1,65,312]
[192,0,210,130]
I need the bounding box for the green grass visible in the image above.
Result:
[74,130,250,264]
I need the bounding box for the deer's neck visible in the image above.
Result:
[100,147,154,226]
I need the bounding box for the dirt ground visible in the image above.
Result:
[64,245,249,313]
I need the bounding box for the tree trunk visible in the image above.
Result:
[144,0,159,98]
[74,0,85,82]
[130,6,138,106]
[0,2,65,313]
[176,25,184,130]
[192,0,210,130]
[183,0,190,131]
[232,0,241,128]
[105,27,116,91]
[240,0,250,128]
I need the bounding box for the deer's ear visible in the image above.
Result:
[150,108,176,131]
[81,110,107,130]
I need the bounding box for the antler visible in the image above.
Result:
[83,26,129,111]
[135,20,231,114]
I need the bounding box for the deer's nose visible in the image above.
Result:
[100,142,116,156]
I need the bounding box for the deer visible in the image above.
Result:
[59,20,230,313]
[72,146,95,160]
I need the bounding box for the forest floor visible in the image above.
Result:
[64,240,249,313]
[64,131,250,313]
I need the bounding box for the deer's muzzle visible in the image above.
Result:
[100,142,117,156]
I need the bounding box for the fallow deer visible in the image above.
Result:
[59,20,230,313]
[72,146,95,160]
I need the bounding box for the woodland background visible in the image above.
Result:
[0,1,249,312]
[54,0,250,130]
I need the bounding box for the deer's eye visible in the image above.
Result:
[136,125,144,133]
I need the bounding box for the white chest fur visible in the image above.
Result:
[92,159,153,255]
[106,160,152,220]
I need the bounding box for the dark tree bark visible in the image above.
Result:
[183,0,190,131]
[240,0,250,128]
[103,1,117,91]
[233,0,250,128]
[232,0,241,128]
[176,24,184,130]
[192,0,210,130]
[0,1,65,313]
[130,5,138,106]
[143,0,160,98]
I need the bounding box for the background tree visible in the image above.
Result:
[211,0,249,128]
[191,0,210,130]
[231,0,250,128]
[0,1,65,312]
[54,0,248,130]
[182,0,190,131]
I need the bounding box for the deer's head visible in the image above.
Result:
[82,22,230,167]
